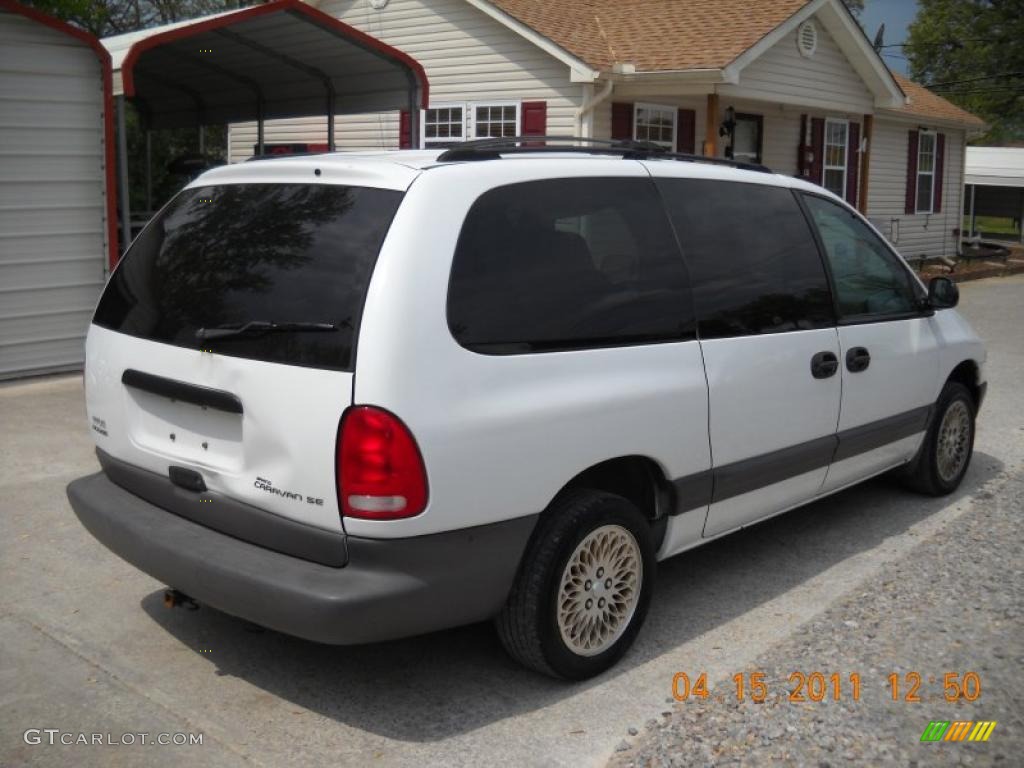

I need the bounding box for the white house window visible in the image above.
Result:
[823,119,848,197]
[634,103,676,149]
[423,104,465,146]
[916,131,936,214]
[473,103,519,138]
[421,101,520,146]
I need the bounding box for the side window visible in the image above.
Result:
[801,194,920,320]
[448,178,693,353]
[656,178,834,338]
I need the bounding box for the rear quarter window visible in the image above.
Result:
[447,177,694,354]
[93,184,402,371]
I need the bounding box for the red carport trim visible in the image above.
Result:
[121,0,429,107]
[1,0,119,268]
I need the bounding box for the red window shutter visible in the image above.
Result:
[676,108,696,154]
[846,122,860,206]
[905,129,919,214]
[520,100,547,146]
[810,117,825,185]
[933,132,945,212]
[399,110,412,149]
[611,102,634,140]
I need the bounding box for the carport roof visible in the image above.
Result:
[965,147,1024,189]
[101,0,428,129]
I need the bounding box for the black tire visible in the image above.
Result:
[902,381,976,496]
[495,488,655,680]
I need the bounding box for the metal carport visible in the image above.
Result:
[102,0,428,257]
[964,146,1024,243]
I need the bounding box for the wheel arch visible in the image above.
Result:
[945,358,983,408]
[550,455,675,550]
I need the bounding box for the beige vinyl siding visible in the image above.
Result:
[228,0,581,161]
[866,118,964,261]
[0,10,108,378]
[725,15,874,114]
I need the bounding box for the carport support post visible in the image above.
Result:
[327,90,335,151]
[116,96,131,254]
[409,89,420,149]
[969,184,977,238]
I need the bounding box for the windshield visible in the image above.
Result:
[93,183,403,371]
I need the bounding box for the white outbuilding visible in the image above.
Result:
[964,146,1024,242]
[0,0,116,379]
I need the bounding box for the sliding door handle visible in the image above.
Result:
[846,347,871,373]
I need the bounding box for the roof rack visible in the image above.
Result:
[435,136,772,173]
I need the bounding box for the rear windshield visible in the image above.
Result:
[93,183,402,371]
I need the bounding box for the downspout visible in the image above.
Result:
[576,79,613,138]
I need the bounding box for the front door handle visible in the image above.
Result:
[846,346,871,373]
[810,351,839,379]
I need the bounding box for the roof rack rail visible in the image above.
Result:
[435,136,772,173]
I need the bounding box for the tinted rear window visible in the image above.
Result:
[447,177,694,353]
[656,179,835,339]
[94,184,402,371]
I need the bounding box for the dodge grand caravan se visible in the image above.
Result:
[68,139,986,679]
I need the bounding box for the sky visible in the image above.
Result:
[859,0,921,75]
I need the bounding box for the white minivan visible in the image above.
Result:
[68,140,986,679]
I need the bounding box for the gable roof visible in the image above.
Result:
[889,73,986,128]
[488,0,810,72]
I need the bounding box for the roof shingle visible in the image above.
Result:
[489,0,810,71]
[890,73,986,128]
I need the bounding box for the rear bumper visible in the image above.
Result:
[67,472,537,645]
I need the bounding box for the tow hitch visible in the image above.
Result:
[163,588,198,611]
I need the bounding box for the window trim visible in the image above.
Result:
[420,100,523,146]
[796,190,928,325]
[915,130,936,214]
[421,101,468,146]
[633,102,677,149]
[822,118,849,198]
[468,100,521,140]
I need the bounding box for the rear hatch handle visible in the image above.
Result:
[122,369,243,414]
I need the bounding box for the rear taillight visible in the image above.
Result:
[336,406,428,520]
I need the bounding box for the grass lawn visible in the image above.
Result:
[963,215,1021,238]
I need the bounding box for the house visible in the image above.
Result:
[225,0,983,263]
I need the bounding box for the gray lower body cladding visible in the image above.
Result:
[66,471,538,645]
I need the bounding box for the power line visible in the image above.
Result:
[926,72,1024,88]
[878,38,999,48]
[929,88,1024,96]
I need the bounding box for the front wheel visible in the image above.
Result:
[495,489,655,680]
[902,381,976,496]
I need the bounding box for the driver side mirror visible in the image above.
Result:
[928,276,959,309]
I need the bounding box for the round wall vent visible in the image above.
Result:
[796,20,818,58]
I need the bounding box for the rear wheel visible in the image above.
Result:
[902,381,976,496]
[496,489,655,680]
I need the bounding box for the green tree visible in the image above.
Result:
[23,0,244,36]
[905,0,1024,144]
